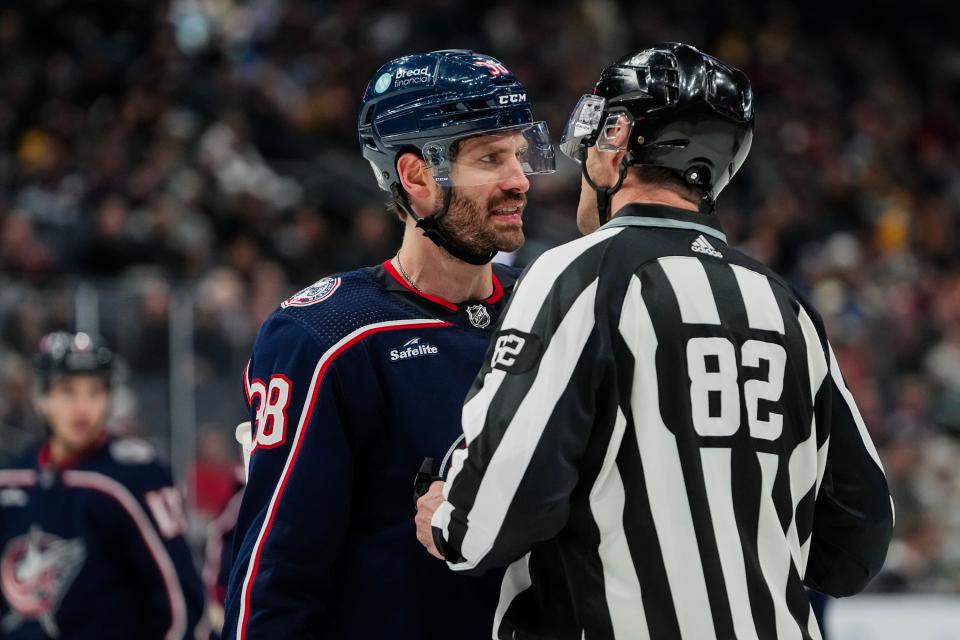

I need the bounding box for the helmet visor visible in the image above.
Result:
[560,95,635,165]
[559,94,606,163]
[422,121,555,188]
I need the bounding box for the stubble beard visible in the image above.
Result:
[438,188,526,258]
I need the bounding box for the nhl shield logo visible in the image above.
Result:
[466,304,491,329]
[281,277,341,308]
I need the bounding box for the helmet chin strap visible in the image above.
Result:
[390,184,496,266]
[698,194,716,215]
[581,153,630,227]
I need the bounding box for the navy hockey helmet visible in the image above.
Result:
[358,50,555,264]
[34,331,114,392]
[359,49,554,191]
[560,43,754,222]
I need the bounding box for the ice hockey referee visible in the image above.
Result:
[416,43,893,640]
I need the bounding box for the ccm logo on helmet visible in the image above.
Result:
[498,93,526,105]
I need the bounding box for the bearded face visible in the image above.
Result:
[435,131,531,257]
[438,186,527,256]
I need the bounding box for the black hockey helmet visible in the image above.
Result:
[33,331,114,392]
[560,43,754,222]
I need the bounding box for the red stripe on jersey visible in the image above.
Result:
[486,271,504,304]
[382,259,459,311]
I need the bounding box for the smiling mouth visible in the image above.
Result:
[491,203,524,217]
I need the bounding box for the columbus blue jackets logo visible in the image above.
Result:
[281,277,341,308]
[1,527,86,637]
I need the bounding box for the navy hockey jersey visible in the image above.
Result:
[223,261,519,640]
[0,436,204,639]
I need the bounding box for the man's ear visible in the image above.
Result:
[397,152,437,201]
[596,113,632,172]
[609,113,632,150]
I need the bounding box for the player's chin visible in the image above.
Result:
[63,425,96,450]
[493,228,525,253]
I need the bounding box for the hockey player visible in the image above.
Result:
[0,331,204,639]
[222,50,555,639]
[202,477,243,640]
[202,425,249,640]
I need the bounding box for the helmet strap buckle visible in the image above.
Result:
[698,195,716,215]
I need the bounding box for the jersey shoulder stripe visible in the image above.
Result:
[62,470,188,640]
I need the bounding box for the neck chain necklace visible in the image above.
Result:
[395,251,424,294]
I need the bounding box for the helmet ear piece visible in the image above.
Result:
[684,165,710,187]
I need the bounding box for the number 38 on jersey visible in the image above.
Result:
[247,374,293,449]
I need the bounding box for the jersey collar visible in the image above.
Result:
[375,260,517,329]
[600,203,727,244]
[380,259,505,311]
[38,432,109,471]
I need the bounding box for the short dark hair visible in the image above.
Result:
[631,165,706,205]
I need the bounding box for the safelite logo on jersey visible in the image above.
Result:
[390,337,439,362]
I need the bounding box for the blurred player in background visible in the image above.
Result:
[202,470,244,640]
[222,49,555,639]
[0,331,204,639]
[201,423,250,640]
[417,43,893,639]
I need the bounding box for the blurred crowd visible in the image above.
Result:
[0,0,958,592]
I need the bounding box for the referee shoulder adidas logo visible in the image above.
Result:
[390,337,439,362]
[691,234,723,259]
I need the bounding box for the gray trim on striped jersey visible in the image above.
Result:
[600,215,728,244]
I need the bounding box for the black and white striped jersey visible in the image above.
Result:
[432,203,893,640]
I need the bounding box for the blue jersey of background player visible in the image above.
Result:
[0,332,204,639]
[222,50,556,639]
